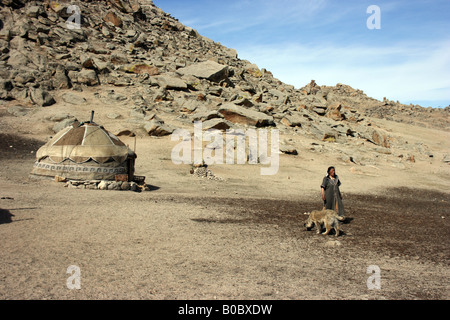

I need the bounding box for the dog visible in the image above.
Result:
[304,209,345,237]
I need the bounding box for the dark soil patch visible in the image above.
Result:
[177,187,450,265]
[0,133,44,160]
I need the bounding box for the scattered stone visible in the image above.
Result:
[116,129,136,137]
[218,103,274,127]
[280,114,304,127]
[107,113,122,120]
[53,69,71,89]
[104,11,123,28]
[61,93,87,105]
[49,113,73,122]
[202,118,232,131]
[29,88,56,107]
[110,53,129,65]
[7,105,29,117]
[98,180,108,190]
[125,63,159,75]
[53,117,78,133]
[191,166,223,181]
[143,119,175,136]
[26,5,44,18]
[280,144,298,155]
[130,182,138,192]
[152,74,187,90]
[76,69,99,86]
[326,103,345,121]
[66,179,146,191]
[178,60,229,83]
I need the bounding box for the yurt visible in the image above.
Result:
[31,113,136,181]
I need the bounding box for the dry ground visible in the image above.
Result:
[0,101,449,300]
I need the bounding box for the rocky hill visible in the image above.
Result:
[1,0,449,167]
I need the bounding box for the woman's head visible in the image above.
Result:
[327,166,336,177]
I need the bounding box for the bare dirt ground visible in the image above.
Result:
[0,102,449,300]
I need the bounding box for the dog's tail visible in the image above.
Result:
[336,216,345,222]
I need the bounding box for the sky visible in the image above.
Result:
[153,0,450,108]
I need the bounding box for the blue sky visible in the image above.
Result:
[153,0,450,108]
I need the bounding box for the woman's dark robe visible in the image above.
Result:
[321,175,345,216]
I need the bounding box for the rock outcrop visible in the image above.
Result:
[0,0,448,167]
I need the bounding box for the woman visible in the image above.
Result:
[321,166,345,217]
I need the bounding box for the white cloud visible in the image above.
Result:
[236,39,450,105]
[154,0,450,107]
[184,0,334,36]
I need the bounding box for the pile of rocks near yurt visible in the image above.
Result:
[64,179,150,192]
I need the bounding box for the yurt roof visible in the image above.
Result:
[36,121,136,164]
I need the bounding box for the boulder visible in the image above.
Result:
[29,88,55,107]
[98,181,108,190]
[12,71,36,86]
[101,26,113,38]
[359,128,390,148]
[307,121,337,141]
[104,11,123,28]
[49,2,69,17]
[116,129,136,137]
[110,53,129,65]
[0,79,13,92]
[178,60,229,83]
[125,63,159,75]
[234,97,254,108]
[202,118,232,131]
[77,69,99,86]
[218,103,274,127]
[326,103,345,121]
[179,99,200,113]
[26,5,45,18]
[48,113,73,122]
[107,181,122,191]
[7,105,29,117]
[53,117,78,133]
[280,144,298,155]
[130,182,138,192]
[191,110,222,122]
[121,181,130,190]
[80,54,96,69]
[53,69,71,89]
[107,113,122,120]
[152,74,187,90]
[312,106,327,116]
[143,119,175,136]
[61,93,87,105]
[7,50,30,68]
[245,63,263,78]
[280,114,304,127]
[108,0,141,13]
[0,29,11,41]
[52,27,86,43]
